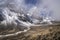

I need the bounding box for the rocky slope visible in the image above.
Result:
[0,23,60,40]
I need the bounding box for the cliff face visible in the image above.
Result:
[0,23,60,40]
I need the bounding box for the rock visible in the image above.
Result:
[0,9,4,21]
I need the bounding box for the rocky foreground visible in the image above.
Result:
[0,23,60,40]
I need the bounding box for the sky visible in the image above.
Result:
[25,0,37,5]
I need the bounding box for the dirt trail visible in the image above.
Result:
[0,23,60,40]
